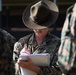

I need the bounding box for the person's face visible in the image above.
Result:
[33,28,49,37]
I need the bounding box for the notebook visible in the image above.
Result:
[19,53,50,75]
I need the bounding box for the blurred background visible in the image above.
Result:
[0,0,76,40]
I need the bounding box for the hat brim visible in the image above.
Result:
[22,0,59,29]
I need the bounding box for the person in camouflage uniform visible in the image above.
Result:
[14,32,62,75]
[13,0,62,75]
[58,3,76,74]
[0,28,16,75]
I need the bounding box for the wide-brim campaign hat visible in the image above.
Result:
[22,0,59,29]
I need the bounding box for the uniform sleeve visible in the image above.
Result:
[0,29,16,75]
[13,42,23,75]
[13,34,32,75]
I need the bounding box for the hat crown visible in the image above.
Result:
[30,1,50,24]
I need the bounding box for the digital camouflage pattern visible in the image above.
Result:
[13,32,62,75]
[0,28,16,75]
[58,3,76,74]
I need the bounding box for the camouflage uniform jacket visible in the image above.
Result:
[0,28,16,75]
[13,32,62,75]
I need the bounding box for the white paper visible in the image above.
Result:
[19,53,50,75]
[20,67,37,75]
[19,53,50,66]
